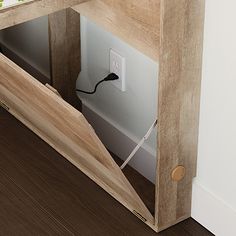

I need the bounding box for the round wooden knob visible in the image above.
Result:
[171,166,186,182]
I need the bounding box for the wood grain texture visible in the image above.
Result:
[0,108,157,236]
[0,108,213,235]
[0,0,89,30]
[0,0,206,231]
[113,155,155,216]
[156,0,205,231]
[49,8,82,110]
[73,0,160,61]
[0,0,37,13]
[0,53,154,228]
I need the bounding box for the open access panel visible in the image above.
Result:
[0,0,205,232]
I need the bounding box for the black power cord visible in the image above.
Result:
[76,73,119,95]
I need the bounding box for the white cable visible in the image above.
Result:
[120,119,157,170]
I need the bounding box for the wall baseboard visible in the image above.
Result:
[82,100,157,183]
[192,180,236,236]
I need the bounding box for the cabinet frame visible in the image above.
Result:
[0,0,205,232]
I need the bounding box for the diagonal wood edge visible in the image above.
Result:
[0,53,154,228]
[0,0,90,30]
[155,0,205,231]
[45,84,62,97]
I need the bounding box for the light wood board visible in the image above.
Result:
[48,8,82,110]
[0,0,37,12]
[155,0,205,231]
[0,0,90,30]
[73,0,160,61]
[0,53,154,229]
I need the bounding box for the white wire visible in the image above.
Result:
[120,119,157,170]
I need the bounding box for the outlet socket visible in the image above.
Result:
[110,49,126,92]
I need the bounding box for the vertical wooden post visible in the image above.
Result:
[48,8,82,110]
[155,0,205,231]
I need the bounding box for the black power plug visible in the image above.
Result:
[76,73,119,95]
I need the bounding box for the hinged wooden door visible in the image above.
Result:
[0,54,154,227]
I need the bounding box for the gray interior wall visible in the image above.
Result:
[0,16,50,78]
[77,16,158,154]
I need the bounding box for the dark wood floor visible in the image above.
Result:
[0,108,214,236]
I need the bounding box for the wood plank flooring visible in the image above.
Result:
[0,107,214,235]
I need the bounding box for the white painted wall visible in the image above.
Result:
[192,1,236,235]
[197,0,236,210]
[1,2,236,234]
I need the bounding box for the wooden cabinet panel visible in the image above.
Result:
[73,0,160,61]
[0,0,90,30]
[0,53,154,228]
[0,0,205,232]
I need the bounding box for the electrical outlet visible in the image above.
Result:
[110,49,126,92]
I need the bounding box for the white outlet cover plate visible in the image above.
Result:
[110,49,126,92]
